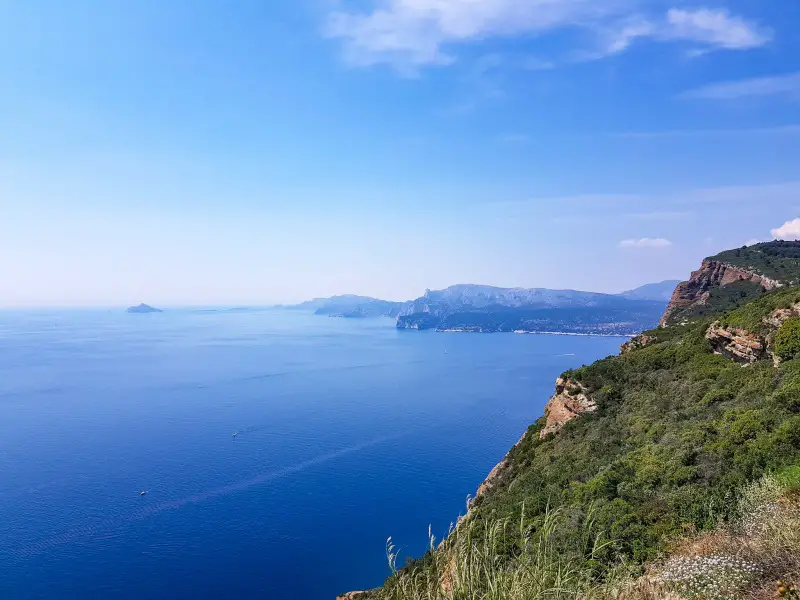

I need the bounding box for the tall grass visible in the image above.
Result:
[367,470,800,600]
[375,506,627,600]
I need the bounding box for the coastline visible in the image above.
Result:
[512,330,636,338]
[433,328,635,338]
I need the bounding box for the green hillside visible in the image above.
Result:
[713,241,800,284]
[352,242,800,600]
[471,316,799,563]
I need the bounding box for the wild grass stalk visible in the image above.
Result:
[370,470,800,600]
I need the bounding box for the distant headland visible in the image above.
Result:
[282,281,679,335]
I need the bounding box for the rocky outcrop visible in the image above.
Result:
[336,593,368,600]
[703,302,800,365]
[763,301,800,329]
[705,324,767,364]
[539,377,597,439]
[621,334,657,354]
[660,260,781,326]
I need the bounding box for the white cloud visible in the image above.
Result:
[664,8,771,49]
[326,0,610,69]
[326,2,770,70]
[681,72,800,101]
[619,237,673,249]
[772,218,800,240]
[744,238,763,246]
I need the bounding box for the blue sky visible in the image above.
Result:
[1,0,799,306]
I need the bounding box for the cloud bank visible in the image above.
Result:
[619,238,673,249]
[326,1,771,70]
[772,218,800,240]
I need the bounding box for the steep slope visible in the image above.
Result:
[344,242,800,598]
[660,241,800,326]
[468,243,800,563]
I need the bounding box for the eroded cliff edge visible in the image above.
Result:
[659,259,780,326]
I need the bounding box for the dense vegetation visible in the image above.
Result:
[664,242,800,325]
[776,318,800,361]
[720,285,800,333]
[468,318,800,568]
[354,243,800,600]
[673,280,765,323]
[713,241,800,284]
[367,468,800,600]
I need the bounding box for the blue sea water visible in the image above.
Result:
[0,310,626,600]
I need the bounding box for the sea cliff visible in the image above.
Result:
[340,241,800,599]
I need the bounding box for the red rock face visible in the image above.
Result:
[660,260,781,327]
[539,377,597,439]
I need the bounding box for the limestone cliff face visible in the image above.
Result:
[705,324,767,363]
[539,377,597,439]
[660,260,781,327]
[705,301,800,364]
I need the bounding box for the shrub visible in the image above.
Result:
[775,318,800,361]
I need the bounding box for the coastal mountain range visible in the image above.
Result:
[285,281,681,335]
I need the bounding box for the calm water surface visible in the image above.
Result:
[0,310,625,599]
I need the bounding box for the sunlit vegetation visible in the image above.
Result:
[353,243,800,600]
[714,242,800,284]
[369,469,800,600]
[720,286,800,333]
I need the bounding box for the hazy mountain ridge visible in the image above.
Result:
[281,295,403,318]
[284,282,678,334]
[618,280,681,302]
[396,284,671,334]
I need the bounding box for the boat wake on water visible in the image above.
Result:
[4,431,409,561]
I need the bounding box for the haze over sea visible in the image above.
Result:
[0,310,625,600]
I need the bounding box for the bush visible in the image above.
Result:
[775,318,800,361]
[374,472,800,600]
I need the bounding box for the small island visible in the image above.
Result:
[126,303,163,314]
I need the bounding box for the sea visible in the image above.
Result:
[0,309,627,600]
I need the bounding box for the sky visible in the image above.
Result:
[1,0,799,307]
